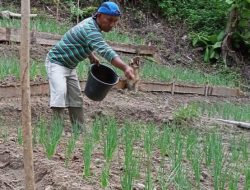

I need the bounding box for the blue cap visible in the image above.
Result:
[97,2,121,16]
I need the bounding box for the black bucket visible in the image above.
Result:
[84,64,119,101]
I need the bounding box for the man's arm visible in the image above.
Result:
[111,56,134,80]
[88,52,100,65]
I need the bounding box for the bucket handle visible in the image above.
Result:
[89,62,119,78]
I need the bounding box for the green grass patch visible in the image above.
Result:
[0,15,143,45]
[141,60,240,87]
[0,56,241,89]
[103,29,145,45]
[0,16,71,34]
[14,115,250,189]
[196,101,250,122]
[174,101,250,124]
[0,56,47,80]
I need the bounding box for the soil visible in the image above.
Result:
[1,87,250,190]
[1,3,250,190]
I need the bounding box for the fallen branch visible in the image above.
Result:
[216,118,250,129]
[204,117,250,129]
[0,10,37,19]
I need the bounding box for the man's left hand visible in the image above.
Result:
[88,53,100,65]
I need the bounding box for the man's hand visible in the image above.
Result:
[111,57,135,80]
[88,52,100,65]
[124,65,135,80]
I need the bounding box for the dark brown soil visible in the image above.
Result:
[1,89,250,189]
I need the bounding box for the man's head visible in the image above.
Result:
[96,2,121,32]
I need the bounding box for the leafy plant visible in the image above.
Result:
[173,103,199,125]
[191,31,225,62]
[159,0,229,33]
[70,3,97,22]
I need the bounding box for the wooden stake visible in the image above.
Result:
[77,0,80,24]
[21,0,35,189]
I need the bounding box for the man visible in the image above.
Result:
[45,1,135,130]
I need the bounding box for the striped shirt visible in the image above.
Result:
[48,17,118,69]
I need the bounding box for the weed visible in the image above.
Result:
[100,165,109,188]
[65,126,80,168]
[0,126,8,143]
[39,118,64,159]
[229,173,240,190]
[121,122,138,190]
[17,127,23,145]
[144,123,155,189]
[101,117,118,188]
[173,103,199,125]
[91,116,102,143]
[245,167,250,190]
[104,117,118,162]
[83,134,93,177]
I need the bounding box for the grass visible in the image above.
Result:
[11,115,250,189]
[144,123,155,190]
[0,16,144,45]
[0,56,46,80]
[196,101,250,122]
[0,125,9,143]
[173,101,250,124]
[141,60,240,87]
[0,56,242,89]
[37,118,64,159]
[121,122,137,190]
[82,134,93,177]
[103,29,145,45]
[101,117,118,188]
[65,128,80,167]
[0,15,71,35]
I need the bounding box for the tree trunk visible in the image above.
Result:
[21,0,35,189]
[221,6,243,66]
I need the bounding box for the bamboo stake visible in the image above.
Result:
[203,117,250,130]
[77,0,80,24]
[216,119,250,129]
[0,10,37,18]
[21,0,35,189]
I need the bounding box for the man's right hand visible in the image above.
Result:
[111,56,135,80]
[124,65,135,80]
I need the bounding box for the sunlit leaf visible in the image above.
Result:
[204,47,210,62]
[192,37,199,47]
[226,0,234,5]
[212,41,222,49]
[217,31,225,41]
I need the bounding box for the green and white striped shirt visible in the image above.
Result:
[48,17,118,69]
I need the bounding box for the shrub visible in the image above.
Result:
[159,0,229,34]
